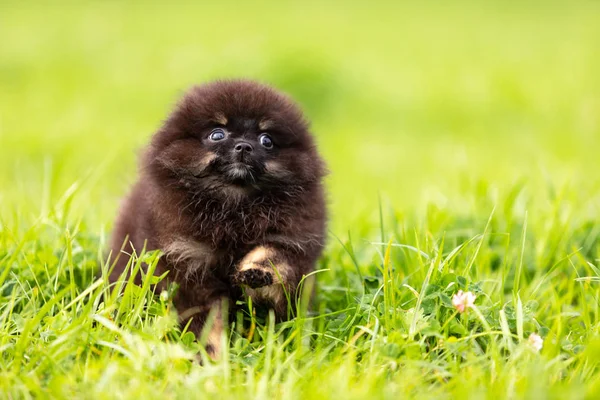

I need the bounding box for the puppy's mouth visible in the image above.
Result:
[222,162,261,185]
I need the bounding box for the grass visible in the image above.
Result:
[1,1,600,398]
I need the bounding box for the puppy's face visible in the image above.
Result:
[148,80,324,196]
[200,116,295,186]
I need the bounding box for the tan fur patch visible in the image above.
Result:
[179,306,202,321]
[271,261,291,283]
[221,184,250,199]
[246,285,285,305]
[164,238,216,277]
[258,119,273,131]
[200,152,217,165]
[204,307,223,360]
[264,160,293,179]
[213,113,228,126]
[239,246,275,270]
[190,152,217,175]
[238,246,291,284]
[238,246,293,312]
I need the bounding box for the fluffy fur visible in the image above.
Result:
[109,80,327,358]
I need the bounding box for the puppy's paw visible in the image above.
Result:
[234,267,274,288]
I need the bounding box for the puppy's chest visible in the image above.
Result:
[162,197,293,276]
[191,201,288,249]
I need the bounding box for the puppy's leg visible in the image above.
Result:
[232,246,301,318]
[164,238,229,359]
[184,301,224,360]
[174,280,228,360]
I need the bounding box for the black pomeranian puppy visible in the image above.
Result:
[109,80,327,357]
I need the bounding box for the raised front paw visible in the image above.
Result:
[233,267,274,288]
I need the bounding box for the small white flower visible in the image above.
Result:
[452,290,476,313]
[528,333,543,352]
[160,290,169,302]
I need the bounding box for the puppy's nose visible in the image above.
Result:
[234,141,253,153]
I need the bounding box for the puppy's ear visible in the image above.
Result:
[150,86,214,151]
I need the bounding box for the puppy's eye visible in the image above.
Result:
[209,129,226,141]
[259,133,273,149]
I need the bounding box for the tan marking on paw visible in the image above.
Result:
[238,246,292,289]
[246,285,285,306]
[239,246,275,271]
[271,261,291,284]
[238,248,292,315]
[244,265,293,317]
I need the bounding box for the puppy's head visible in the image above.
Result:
[147,80,325,197]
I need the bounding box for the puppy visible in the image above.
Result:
[109,80,327,358]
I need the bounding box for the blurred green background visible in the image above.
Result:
[1,0,599,233]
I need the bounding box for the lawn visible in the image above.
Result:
[1,1,600,398]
